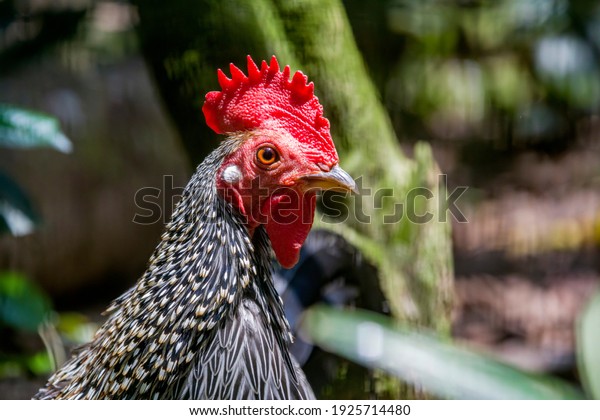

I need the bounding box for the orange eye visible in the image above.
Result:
[256,146,279,166]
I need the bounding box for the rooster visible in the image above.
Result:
[34,56,356,399]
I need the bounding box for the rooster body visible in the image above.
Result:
[34,56,354,400]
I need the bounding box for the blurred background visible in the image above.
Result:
[1,0,600,399]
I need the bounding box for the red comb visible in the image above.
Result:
[202,56,337,164]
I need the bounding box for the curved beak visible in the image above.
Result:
[300,164,358,194]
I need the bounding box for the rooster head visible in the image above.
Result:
[202,56,355,268]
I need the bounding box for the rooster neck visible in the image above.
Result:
[171,138,291,333]
[41,140,294,399]
[121,139,295,396]
[137,137,293,351]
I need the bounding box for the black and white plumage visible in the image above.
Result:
[34,138,314,399]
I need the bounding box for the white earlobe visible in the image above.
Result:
[221,165,242,184]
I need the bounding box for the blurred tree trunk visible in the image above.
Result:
[134,0,298,163]
[134,0,453,398]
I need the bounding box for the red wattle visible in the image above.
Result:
[263,191,316,269]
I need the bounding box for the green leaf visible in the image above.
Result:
[302,306,584,399]
[0,271,52,333]
[0,104,72,153]
[0,351,53,378]
[577,291,600,399]
[26,351,53,376]
[0,171,39,236]
[57,312,98,344]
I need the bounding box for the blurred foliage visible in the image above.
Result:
[0,0,87,73]
[0,272,96,379]
[577,291,600,399]
[0,170,39,237]
[0,104,72,153]
[344,0,600,149]
[0,104,72,235]
[0,272,51,333]
[303,306,585,399]
[0,271,53,378]
[54,312,98,348]
[0,100,72,378]
[0,350,53,378]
